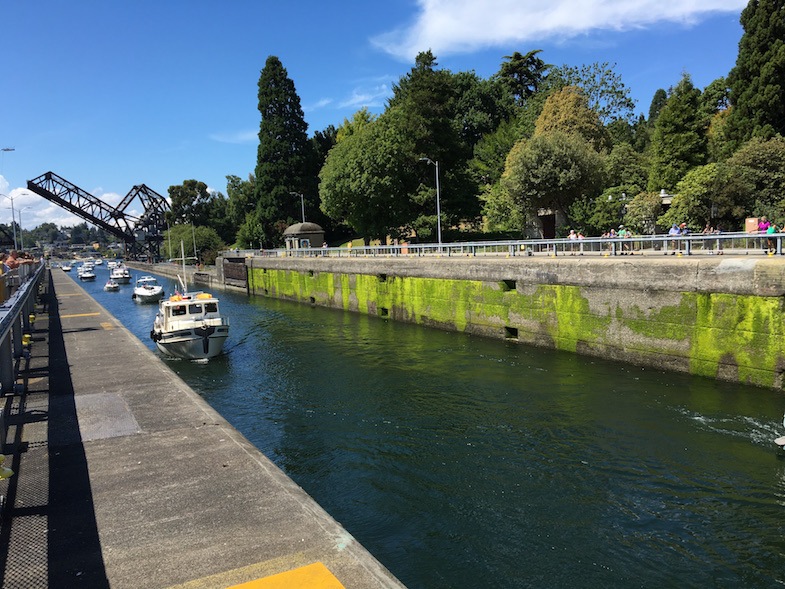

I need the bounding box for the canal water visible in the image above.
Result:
[66,266,785,588]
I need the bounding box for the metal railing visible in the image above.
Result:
[223,232,785,260]
[0,261,46,397]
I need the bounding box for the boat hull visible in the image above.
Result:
[152,326,229,359]
[133,290,164,303]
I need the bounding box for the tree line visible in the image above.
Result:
[18,0,785,252]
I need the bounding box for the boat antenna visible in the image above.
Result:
[172,240,196,293]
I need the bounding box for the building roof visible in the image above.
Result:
[283,222,324,235]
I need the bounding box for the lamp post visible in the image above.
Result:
[1,193,18,250]
[18,206,31,251]
[289,192,306,223]
[419,158,442,245]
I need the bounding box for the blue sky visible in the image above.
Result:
[1,0,746,230]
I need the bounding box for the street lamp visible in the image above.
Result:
[419,157,442,245]
[289,192,306,223]
[1,193,18,250]
[18,206,31,251]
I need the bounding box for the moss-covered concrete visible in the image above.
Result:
[239,256,785,390]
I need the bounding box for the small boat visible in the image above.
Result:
[104,279,120,292]
[150,243,229,360]
[94,258,103,265]
[61,263,72,272]
[79,266,96,281]
[132,275,165,304]
[110,264,132,284]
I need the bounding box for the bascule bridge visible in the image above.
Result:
[27,171,170,260]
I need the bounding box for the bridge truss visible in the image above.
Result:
[27,171,171,260]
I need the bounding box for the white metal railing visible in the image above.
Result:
[222,232,785,259]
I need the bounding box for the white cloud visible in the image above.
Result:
[339,82,392,109]
[304,98,333,112]
[372,0,747,59]
[208,130,258,144]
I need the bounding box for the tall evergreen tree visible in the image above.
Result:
[728,0,785,145]
[648,74,707,192]
[496,49,551,105]
[253,55,311,247]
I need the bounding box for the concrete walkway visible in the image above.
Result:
[0,269,405,588]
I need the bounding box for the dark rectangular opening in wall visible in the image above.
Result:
[504,326,518,339]
[263,288,269,295]
[501,279,516,292]
[380,307,389,317]
[308,270,314,277]
[378,273,387,282]
[309,296,316,304]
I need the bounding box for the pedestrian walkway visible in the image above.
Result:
[0,269,404,588]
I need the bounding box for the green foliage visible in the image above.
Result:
[660,164,724,229]
[648,89,668,125]
[606,143,648,188]
[502,131,606,222]
[480,181,523,232]
[469,118,520,187]
[254,55,312,247]
[707,109,735,162]
[167,179,211,226]
[624,191,663,235]
[721,136,785,223]
[728,0,785,145]
[163,224,224,265]
[581,187,635,236]
[648,74,707,192]
[549,62,636,124]
[534,86,610,150]
[319,107,418,242]
[225,174,256,235]
[496,49,551,104]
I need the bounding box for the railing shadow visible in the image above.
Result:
[0,271,109,587]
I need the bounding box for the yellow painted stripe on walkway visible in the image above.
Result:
[60,312,101,319]
[100,322,114,330]
[227,562,344,589]
[58,293,83,297]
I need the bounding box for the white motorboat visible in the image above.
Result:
[132,275,164,303]
[79,268,96,281]
[61,263,72,272]
[104,279,120,292]
[151,291,229,359]
[150,243,229,360]
[110,264,131,284]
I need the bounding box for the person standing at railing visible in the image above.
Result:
[757,216,771,253]
[5,250,34,270]
[668,224,681,254]
[766,221,778,253]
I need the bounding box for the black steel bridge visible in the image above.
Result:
[26,171,170,260]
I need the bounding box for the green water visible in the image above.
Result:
[79,271,785,588]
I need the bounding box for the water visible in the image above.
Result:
[67,266,785,588]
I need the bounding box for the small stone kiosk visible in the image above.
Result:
[283,222,325,251]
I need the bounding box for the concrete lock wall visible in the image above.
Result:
[241,256,785,390]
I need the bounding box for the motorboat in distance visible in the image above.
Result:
[132,276,165,303]
[104,279,120,292]
[110,264,132,284]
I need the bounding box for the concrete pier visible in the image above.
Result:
[0,268,405,588]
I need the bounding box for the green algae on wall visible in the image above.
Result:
[248,265,785,389]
